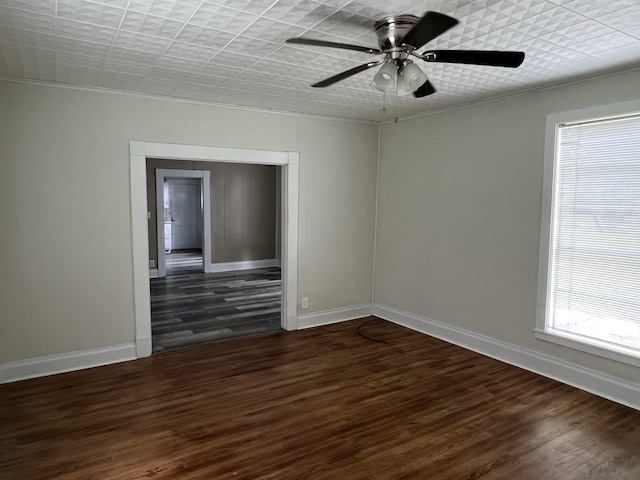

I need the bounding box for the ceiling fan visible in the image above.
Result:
[286,11,525,98]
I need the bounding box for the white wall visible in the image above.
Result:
[4,68,639,390]
[0,81,378,364]
[374,68,640,385]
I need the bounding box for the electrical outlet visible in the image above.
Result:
[149,260,155,268]
[301,297,309,310]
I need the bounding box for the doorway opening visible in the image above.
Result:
[147,160,284,353]
[130,141,299,359]
[164,177,203,274]
[152,168,211,278]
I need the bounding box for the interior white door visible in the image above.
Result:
[168,180,201,250]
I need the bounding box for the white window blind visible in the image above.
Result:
[547,114,640,356]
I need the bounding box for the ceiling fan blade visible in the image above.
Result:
[286,37,381,54]
[424,50,525,67]
[413,79,436,98]
[312,61,382,87]
[401,11,459,50]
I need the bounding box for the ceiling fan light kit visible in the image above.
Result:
[373,61,399,93]
[373,60,428,95]
[401,62,429,93]
[286,11,525,99]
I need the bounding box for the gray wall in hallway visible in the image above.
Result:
[146,158,278,266]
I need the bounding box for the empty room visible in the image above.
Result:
[1,1,639,479]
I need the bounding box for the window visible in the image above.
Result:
[536,101,640,365]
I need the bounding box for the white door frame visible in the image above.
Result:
[156,169,211,278]
[130,141,299,358]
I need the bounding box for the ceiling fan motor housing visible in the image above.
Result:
[374,14,419,59]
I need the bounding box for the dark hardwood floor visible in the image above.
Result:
[151,251,281,352]
[1,318,639,480]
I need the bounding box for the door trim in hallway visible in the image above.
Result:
[130,141,299,358]
[155,169,211,278]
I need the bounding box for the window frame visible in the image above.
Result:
[536,99,640,367]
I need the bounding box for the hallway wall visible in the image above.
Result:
[146,159,277,266]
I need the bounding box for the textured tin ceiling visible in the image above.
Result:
[1,0,640,121]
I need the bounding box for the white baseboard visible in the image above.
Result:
[298,304,372,329]
[149,268,159,278]
[372,304,640,411]
[206,258,279,273]
[0,343,137,384]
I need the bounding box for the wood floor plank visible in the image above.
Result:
[151,260,282,352]
[1,318,639,479]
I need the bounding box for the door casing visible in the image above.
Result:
[130,141,299,358]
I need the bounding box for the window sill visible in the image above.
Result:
[534,329,640,368]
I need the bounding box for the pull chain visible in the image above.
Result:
[395,72,399,123]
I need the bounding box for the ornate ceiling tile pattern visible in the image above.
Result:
[0,0,639,121]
